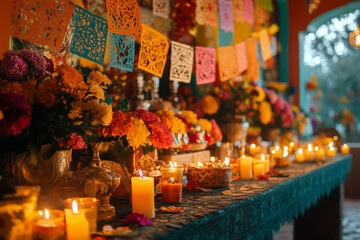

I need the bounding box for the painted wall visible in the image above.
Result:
[0,0,12,56]
[287,0,355,106]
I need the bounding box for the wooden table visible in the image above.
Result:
[102,155,352,240]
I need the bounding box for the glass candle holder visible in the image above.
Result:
[64,198,98,233]
[160,164,184,187]
[32,209,65,240]
[161,178,182,203]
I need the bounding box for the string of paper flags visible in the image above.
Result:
[10,0,278,85]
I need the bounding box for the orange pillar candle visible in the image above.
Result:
[315,146,325,161]
[341,144,350,155]
[253,164,265,180]
[162,178,182,203]
[131,170,155,218]
[304,144,314,161]
[295,148,304,162]
[326,146,336,158]
[240,156,253,179]
[33,209,65,240]
[64,201,90,240]
[259,154,270,173]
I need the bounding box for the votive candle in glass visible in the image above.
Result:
[162,178,182,203]
[131,170,155,218]
[64,201,90,240]
[341,144,350,155]
[64,198,98,233]
[32,209,65,240]
[160,162,184,185]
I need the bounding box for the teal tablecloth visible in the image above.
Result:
[108,154,352,240]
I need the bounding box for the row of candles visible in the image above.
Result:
[33,198,98,240]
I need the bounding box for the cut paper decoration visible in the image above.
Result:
[244,0,254,25]
[235,42,248,73]
[170,41,194,83]
[11,0,74,53]
[256,41,263,61]
[232,0,244,22]
[106,0,142,39]
[246,38,259,81]
[204,0,218,27]
[219,0,234,33]
[195,46,216,85]
[138,24,170,77]
[259,29,271,61]
[70,6,108,65]
[109,33,135,72]
[270,36,277,56]
[261,0,273,12]
[196,0,205,25]
[153,0,170,19]
[218,46,238,82]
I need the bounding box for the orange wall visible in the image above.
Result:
[0,0,12,56]
[287,0,354,105]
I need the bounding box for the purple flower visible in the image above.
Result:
[0,55,28,80]
[17,49,48,79]
[121,213,153,226]
[0,93,31,137]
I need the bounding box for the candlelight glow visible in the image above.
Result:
[308,144,312,151]
[329,142,334,147]
[275,146,280,151]
[333,136,338,141]
[39,210,43,216]
[271,150,276,154]
[343,144,348,149]
[298,148,303,154]
[242,155,246,159]
[250,144,256,149]
[330,147,335,151]
[72,200,78,214]
[139,169,144,178]
[197,161,203,167]
[283,151,289,158]
[315,146,319,151]
[290,142,295,147]
[210,156,215,162]
[170,177,174,183]
[44,209,50,220]
[174,162,178,167]
[284,146,288,151]
[261,154,265,161]
[169,161,174,167]
[224,157,230,166]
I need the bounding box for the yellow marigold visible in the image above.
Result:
[259,101,272,125]
[68,100,113,126]
[251,86,265,102]
[127,117,151,149]
[88,70,112,86]
[35,78,58,108]
[201,95,219,115]
[198,118,212,133]
[57,64,87,99]
[87,83,106,101]
[178,110,198,125]
[173,117,186,134]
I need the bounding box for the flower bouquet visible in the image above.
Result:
[0,49,113,187]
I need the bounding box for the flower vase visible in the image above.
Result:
[71,142,121,221]
[220,115,249,156]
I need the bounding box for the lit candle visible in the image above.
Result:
[224,157,230,167]
[304,144,314,161]
[210,156,216,163]
[258,154,270,173]
[162,177,182,203]
[272,145,282,159]
[341,144,350,155]
[289,142,295,152]
[326,146,336,158]
[240,155,253,179]
[253,164,265,180]
[315,146,325,161]
[33,209,65,240]
[131,170,155,218]
[296,148,304,162]
[65,201,90,240]
[249,144,260,156]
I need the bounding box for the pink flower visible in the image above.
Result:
[133,109,159,125]
[264,89,278,104]
[0,93,31,137]
[188,133,200,143]
[273,97,284,115]
[121,213,153,226]
[58,133,87,150]
[222,91,230,100]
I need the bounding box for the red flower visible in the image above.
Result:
[121,213,153,226]
[101,110,133,137]
[0,93,31,137]
[248,111,254,117]
[58,133,87,150]
[148,122,173,149]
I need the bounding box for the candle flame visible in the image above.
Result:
[261,154,265,161]
[271,150,276,154]
[290,142,295,147]
[308,144,312,151]
[333,136,338,141]
[139,169,143,178]
[39,210,43,216]
[284,146,288,151]
[315,146,319,151]
[298,148,303,154]
[170,177,174,183]
[44,209,50,220]
[224,157,230,166]
[174,162,177,167]
[72,200,78,214]
[169,161,174,167]
[242,155,246,159]
[329,142,334,147]
[330,147,335,151]
[250,144,256,149]
[210,156,215,162]
[283,151,289,158]
[275,146,280,151]
[343,144,348,149]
